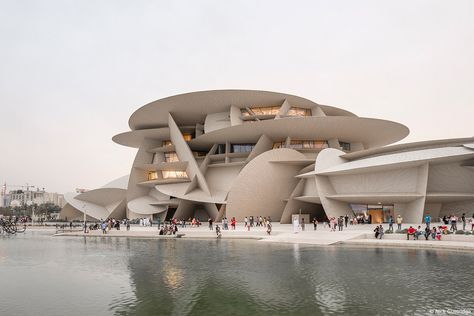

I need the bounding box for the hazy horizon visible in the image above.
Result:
[1,0,473,193]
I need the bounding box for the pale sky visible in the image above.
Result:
[0,0,473,193]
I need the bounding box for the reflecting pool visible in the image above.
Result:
[1,231,473,315]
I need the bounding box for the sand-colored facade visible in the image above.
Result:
[60,90,474,223]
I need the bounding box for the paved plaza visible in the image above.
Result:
[53,222,474,251]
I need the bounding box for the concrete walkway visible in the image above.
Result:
[53,223,474,251]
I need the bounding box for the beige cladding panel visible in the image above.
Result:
[328,167,419,194]
[226,149,307,221]
[427,162,474,193]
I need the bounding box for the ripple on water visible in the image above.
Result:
[1,235,474,315]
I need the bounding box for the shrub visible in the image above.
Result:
[455,230,465,235]
[385,230,393,234]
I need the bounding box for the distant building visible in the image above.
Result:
[0,186,65,208]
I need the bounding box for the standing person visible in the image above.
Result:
[83,220,88,234]
[244,216,248,228]
[208,218,213,230]
[344,214,349,228]
[69,221,73,230]
[396,215,403,230]
[471,214,474,231]
[425,214,431,229]
[313,217,318,231]
[338,217,343,231]
[231,217,236,230]
[462,213,466,231]
[293,217,299,233]
[301,218,305,231]
[126,219,130,231]
[157,217,161,229]
[450,215,457,232]
[388,215,394,232]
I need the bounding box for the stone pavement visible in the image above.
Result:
[53,222,474,251]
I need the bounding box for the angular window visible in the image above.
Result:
[231,144,255,153]
[287,107,311,117]
[161,170,188,179]
[182,133,193,141]
[164,152,179,162]
[216,144,226,155]
[339,141,351,151]
[193,151,207,157]
[148,171,158,181]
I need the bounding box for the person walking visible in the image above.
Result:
[313,217,318,231]
[344,214,349,228]
[462,213,466,231]
[301,218,305,231]
[244,216,248,228]
[396,215,403,230]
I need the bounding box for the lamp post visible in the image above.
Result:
[82,204,87,233]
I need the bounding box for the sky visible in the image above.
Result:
[0,0,473,193]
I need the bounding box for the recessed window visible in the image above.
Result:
[164,152,179,162]
[339,141,351,151]
[148,171,158,181]
[162,170,188,179]
[241,106,280,116]
[287,107,311,117]
[182,133,193,141]
[231,144,255,153]
[272,140,328,150]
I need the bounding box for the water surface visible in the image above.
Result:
[1,231,473,315]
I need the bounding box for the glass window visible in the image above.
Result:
[287,107,311,117]
[193,151,207,157]
[164,152,179,162]
[182,133,193,141]
[339,142,351,151]
[162,170,188,179]
[231,144,255,153]
[242,106,280,116]
[272,142,285,149]
[148,171,158,181]
[162,140,172,147]
[216,144,226,155]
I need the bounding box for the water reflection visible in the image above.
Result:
[1,232,474,316]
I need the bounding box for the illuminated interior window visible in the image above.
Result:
[272,140,328,150]
[162,140,172,147]
[164,152,179,162]
[272,142,284,149]
[182,133,192,141]
[161,170,188,179]
[148,171,158,181]
[287,107,311,117]
[241,106,280,116]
